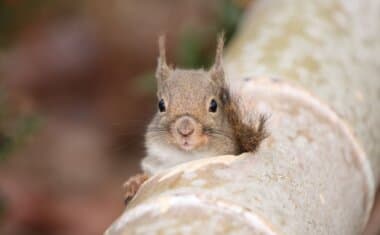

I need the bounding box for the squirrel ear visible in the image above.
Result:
[156,35,171,82]
[210,33,225,85]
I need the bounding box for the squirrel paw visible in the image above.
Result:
[123,173,149,205]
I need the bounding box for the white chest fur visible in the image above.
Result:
[141,142,216,175]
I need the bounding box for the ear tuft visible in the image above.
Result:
[215,32,225,69]
[210,32,225,86]
[156,35,171,82]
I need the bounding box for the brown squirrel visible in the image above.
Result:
[123,35,268,204]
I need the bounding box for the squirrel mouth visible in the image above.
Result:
[174,134,208,151]
[179,139,194,151]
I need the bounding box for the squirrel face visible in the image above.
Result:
[145,35,238,158]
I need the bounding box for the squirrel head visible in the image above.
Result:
[145,34,238,157]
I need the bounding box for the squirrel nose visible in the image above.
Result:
[176,117,195,137]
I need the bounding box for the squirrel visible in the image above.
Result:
[123,34,268,204]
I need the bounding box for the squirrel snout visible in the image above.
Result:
[175,116,196,137]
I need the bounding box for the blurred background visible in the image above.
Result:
[0,1,379,235]
[0,0,248,234]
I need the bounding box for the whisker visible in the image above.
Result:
[203,126,234,140]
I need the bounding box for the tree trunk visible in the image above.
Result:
[105,0,380,234]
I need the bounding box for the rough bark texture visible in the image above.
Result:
[105,0,380,234]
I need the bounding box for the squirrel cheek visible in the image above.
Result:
[199,135,209,146]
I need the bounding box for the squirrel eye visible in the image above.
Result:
[158,99,166,112]
[209,99,217,113]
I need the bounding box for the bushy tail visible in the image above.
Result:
[222,87,268,153]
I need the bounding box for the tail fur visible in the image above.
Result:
[221,87,268,153]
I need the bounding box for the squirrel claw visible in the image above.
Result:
[123,173,149,205]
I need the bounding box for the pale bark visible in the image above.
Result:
[105,0,380,234]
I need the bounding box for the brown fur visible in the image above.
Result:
[221,87,268,153]
[146,34,239,156]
